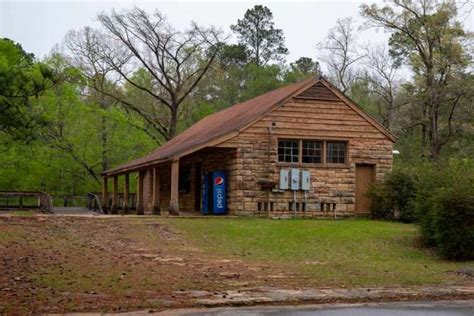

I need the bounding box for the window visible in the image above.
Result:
[326,142,346,164]
[277,139,348,165]
[278,139,299,163]
[302,140,322,163]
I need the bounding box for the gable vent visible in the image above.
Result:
[294,82,339,101]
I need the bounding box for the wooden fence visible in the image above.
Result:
[0,191,53,213]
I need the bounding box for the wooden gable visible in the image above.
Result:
[293,82,339,101]
[217,78,396,148]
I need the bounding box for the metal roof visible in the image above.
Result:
[103,77,395,176]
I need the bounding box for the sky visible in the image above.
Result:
[1,0,473,64]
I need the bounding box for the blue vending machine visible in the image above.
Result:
[202,171,227,215]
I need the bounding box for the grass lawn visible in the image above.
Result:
[165,218,472,287]
[0,216,471,313]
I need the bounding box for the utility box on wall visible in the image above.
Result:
[279,169,289,190]
[290,168,300,191]
[301,170,311,191]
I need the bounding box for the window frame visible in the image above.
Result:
[326,141,347,165]
[277,138,348,167]
[302,140,323,164]
[277,139,300,163]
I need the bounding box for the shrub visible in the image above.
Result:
[370,159,474,260]
[412,159,474,260]
[368,169,416,222]
[432,190,474,260]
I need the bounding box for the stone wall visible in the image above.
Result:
[147,148,238,214]
[221,98,394,217]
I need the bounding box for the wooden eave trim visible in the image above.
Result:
[102,131,240,177]
[103,157,172,177]
[173,131,240,158]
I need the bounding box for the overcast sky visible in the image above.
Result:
[1,0,473,64]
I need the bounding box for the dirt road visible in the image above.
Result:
[0,216,290,314]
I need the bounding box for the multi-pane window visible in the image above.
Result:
[278,139,347,165]
[302,140,322,163]
[326,142,346,164]
[278,139,299,163]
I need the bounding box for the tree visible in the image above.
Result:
[290,57,318,76]
[361,0,473,159]
[285,57,319,82]
[364,45,405,129]
[231,5,288,66]
[66,7,222,142]
[317,17,363,93]
[12,53,157,192]
[0,38,54,140]
[215,43,249,68]
[64,27,121,171]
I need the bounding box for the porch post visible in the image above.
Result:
[101,176,109,214]
[136,171,144,215]
[111,176,118,214]
[122,173,129,215]
[169,158,180,215]
[152,167,161,215]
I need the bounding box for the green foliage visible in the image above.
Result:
[231,5,288,66]
[0,38,54,140]
[368,169,416,222]
[200,62,287,113]
[369,158,474,260]
[412,160,474,258]
[0,53,155,195]
[215,43,249,68]
[431,189,474,260]
[361,0,472,159]
[284,57,318,83]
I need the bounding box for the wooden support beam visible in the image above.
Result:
[136,171,144,215]
[111,176,118,214]
[122,173,129,215]
[152,167,162,215]
[102,177,109,214]
[169,159,180,215]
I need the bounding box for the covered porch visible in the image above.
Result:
[101,147,238,215]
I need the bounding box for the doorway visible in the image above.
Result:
[194,163,202,212]
[355,164,375,214]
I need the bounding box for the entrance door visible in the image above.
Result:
[355,164,375,214]
[194,163,202,212]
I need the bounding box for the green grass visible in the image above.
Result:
[164,218,472,287]
[10,210,34,216]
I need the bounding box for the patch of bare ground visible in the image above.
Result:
[0,216,294,314]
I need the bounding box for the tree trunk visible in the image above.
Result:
[168,105,178,140]
[101,114,108,172]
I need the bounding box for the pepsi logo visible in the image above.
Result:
[214,176,224,185]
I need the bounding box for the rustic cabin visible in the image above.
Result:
[102,76,395,217]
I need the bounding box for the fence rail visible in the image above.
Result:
[0,191,53,213]
[85,193,137,214]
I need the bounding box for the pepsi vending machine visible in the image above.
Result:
[202,171,227,215]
